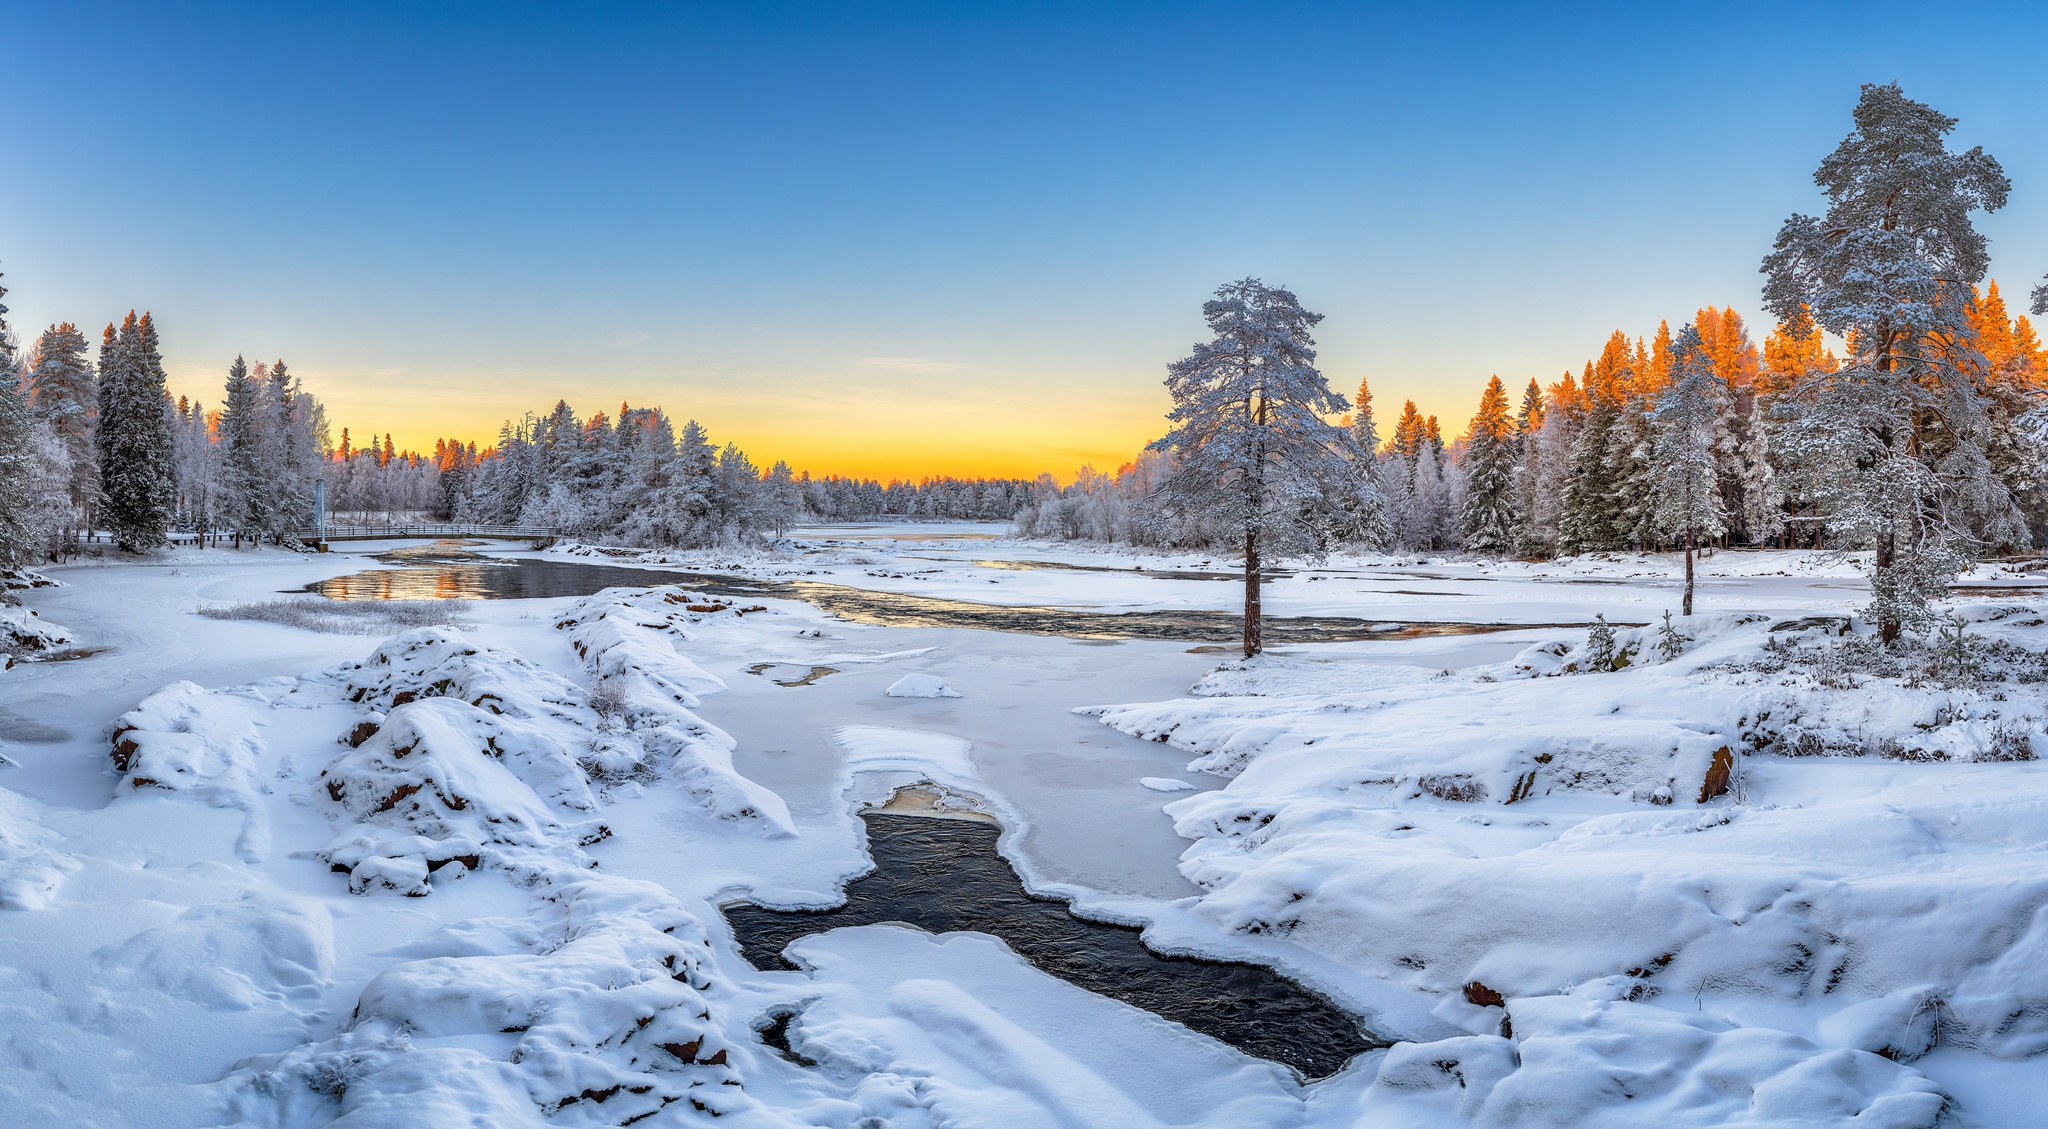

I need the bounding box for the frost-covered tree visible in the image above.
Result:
[217,355,265,544]
[95,312,176,552]
[759,460,801,538]
[1461,375,1518,552]
[1761,83,2017,643]
[1144,278,1360,656]
[1654,324,1729,615]
[0,270,64,567]
[1335,376,1392,550]
[24,322,98,546]
[1521,371,1580,557]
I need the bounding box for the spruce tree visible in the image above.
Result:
[1762,83,2016,642]
[0,269,47,568]
[95,312,176,552]
[1511,378,1546,555]
[1333,377,1391,549]
[1653,324,1729,614]
[218,355,264,543]
[24,322,98,545]
[1461,375,1518,552]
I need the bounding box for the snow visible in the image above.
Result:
[885,673,962,698]
[1,530,2042,1126]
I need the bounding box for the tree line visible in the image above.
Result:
[1120,83,2048,652]
[0,303,1045,566]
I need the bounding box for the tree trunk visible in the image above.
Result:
[1876,530,1899,644]
[1683,527,1695,616]
[1243,527,1262,658]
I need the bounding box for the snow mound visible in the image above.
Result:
[0,789,77,910]
[1369,994,1949,1127]
[341,628,587,719]
[109,680,270,861]
[0,604,73,663]
[215,872,809,1129]
[316,696,603,893]
[92,897,332,1013]
[561,595,791,836]
[885,673,962,698]
[558,593,728,711]
[1140,777,1196,792]
[835,725,975,779]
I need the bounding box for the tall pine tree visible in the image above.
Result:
[1653,324,1729,614]
[1763,83,2017,642]
[1145,278,1358,656]
[1461,375,1518,552]
[95,312,176,552]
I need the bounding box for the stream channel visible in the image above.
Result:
[724,811,1382,1080]
[307,542,1599,642]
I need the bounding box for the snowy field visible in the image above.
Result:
[3,524,2046,1127]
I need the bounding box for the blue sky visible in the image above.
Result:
[4,1,2046,477]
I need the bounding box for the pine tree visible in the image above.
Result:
[0,269,51,567]
[218,355,265,544]
[1762,83,2017,642]
[95,312,176,552]
[1145,278,1359,656]
[1511,378,1546,556]
[1523,371,1582,556]
[760,460,801,537]
[1560,366,1619,554]
[1606,393,1658,549]
[1654,324,1729,614]
[24,322,98,546]
[1461,375,1518,552]
[1332,376,1391,549]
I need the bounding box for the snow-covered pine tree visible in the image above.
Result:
[1523,371,1581,556]
[1337,376,1392,550]
[1144,278,1358,656]
[24,322,98,548]
[1653,324,1729,615]
[95,312,176,552]
[1461,375,1518,552]
[217,355,265,545]
[1762,83,2018,642]
[760,460,801,538]
[1384,400,1428,549]
[1511,378,1546,556]
[1559,377,1617,554]
[1605,392,1658,549]
[0,269,52,568]
[266,359,314,541]
[711,442,761,540]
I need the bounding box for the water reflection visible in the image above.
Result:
[309,547,1613,643]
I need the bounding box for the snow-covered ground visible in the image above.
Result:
[2,526,2043,1126]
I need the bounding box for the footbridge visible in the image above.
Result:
[295,523,557,546]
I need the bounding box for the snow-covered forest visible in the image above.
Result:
[0,317,1044,561]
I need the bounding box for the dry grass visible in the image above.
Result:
[198,598,470,635]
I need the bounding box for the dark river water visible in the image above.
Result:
[307,545,1596,642]
[723,813,1381,1080]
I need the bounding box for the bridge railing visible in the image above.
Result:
[291,523,557,542]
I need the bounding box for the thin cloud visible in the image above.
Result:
[854,356,969,374]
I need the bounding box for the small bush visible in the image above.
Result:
[1418,773,1487,802]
